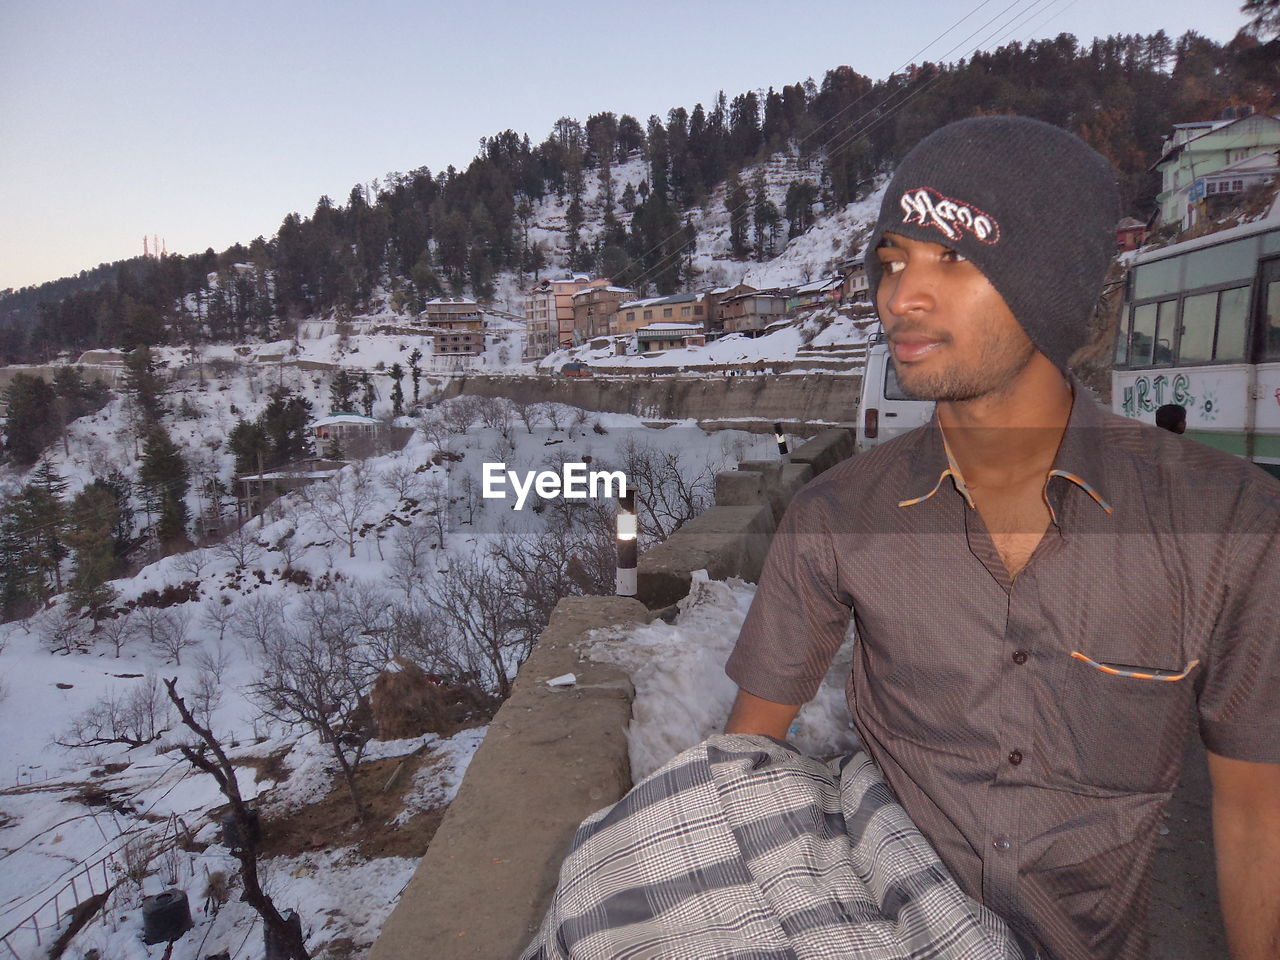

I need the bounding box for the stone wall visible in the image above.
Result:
[441,373,861,430]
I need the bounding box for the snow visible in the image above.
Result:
[586,573,859,781]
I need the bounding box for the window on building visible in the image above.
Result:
[681,306,691,316]
[663,308,673,318]
[1232,180,1244,192]
[627,312,635,321]
[694,305,704,314]
[643,310,653,319]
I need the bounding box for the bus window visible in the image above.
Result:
[1264,263,1280,360]
[1133,258,1180,300]
[1184,238,1254,289]
[1114,317,1129,365]
[1154,300,1176,365]
[1179,293,1216,363]
[1131,303,1157,365]
[1215,286,1249,361]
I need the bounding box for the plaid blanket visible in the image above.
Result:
[522,735,1035,960]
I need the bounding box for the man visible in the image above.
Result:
[1155,402,1187,434]
[725,116,1280,960]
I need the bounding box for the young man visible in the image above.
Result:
[725,116,1280,960]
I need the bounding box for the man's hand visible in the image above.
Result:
[1207,751,1280,960]
[724,688,802,740]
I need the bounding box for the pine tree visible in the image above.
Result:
[140,426,189,549]
[330,369,357,414]
[4,374,58,466]
[407,348,423,402]
[65,484,119,617]
[123,345,164,424]
[725,171,751,259]
[92,472,135,560]
[360,373,375,418]
[389,363,405,418]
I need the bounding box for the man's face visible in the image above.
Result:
[875,232,1036,402]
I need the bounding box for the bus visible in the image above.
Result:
[1112,206,1280,479]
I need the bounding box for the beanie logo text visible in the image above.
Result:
[899,187,1001,245]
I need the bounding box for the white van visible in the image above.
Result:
[855,329,935,453]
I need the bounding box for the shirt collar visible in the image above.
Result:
[897,376,1114,523]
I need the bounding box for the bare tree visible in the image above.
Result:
[163,678,311,960]
[192,640,232,727]
[389,520,437,600]
[233,593,285,657]
[380,459,425,504]
[137,606,196,665]
[217,523,265,570]
[306,461,379,558]
[420,473,450,548]
[513,398,543,434]
[200,595,237,646]
[58,675,170,749]
[173,547,211,580]
[475,395,513,432]
[442,395,482,435]
[616,437,718,543]
[248,591,376,815]
[542,401,565,431]
[39,605,88,656]
[98,614,138,659]
[422,553,520,697]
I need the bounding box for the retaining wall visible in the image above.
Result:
[441,373,861,428]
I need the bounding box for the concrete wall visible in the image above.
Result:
[442,373,860,427]
[368,597,652,960]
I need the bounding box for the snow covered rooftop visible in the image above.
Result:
[312,413,381,427]
[572,285,636,297]
[637,322,703,333]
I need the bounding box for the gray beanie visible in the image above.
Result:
[865,115,1119,372]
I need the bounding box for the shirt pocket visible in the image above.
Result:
[1047,648,1199,794]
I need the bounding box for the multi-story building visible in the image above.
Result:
[612,293,707,336]
[1152,109,1280,229]
[522,276,606,359]
[719,291,790,335]
[572,285,637,340]
[703,284,755,332]
[432,329,484,357]
[421,297,483,328]
[788,276,844,312]
[838,257,870,302]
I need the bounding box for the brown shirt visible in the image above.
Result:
[726,384,1280,960]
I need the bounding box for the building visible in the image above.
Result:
[572,285,637,340]
[613,293,707,336]
[421,297,483,329]
[635,322,706,353]
[838,257,870,302]
[719,290,790,335]
[703,284,755,332]
[788,276,844,312]
[311,413,382,443]
[1152,110,1280,229]
[1115,217,1150,252]
[431,328,484,358]
[522,276,608,359]
[236,457,347,521]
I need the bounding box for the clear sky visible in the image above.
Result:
[0,0,1252,292]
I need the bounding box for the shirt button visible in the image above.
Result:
[1012,650,1028,665]
[1008,750,1023,765]
[992,837,1011,851]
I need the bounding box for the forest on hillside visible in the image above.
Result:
[1,24,1276,363]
